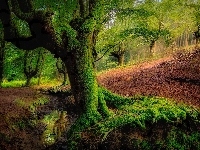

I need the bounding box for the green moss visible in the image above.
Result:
[81,18,96,33]
[100,86,141,108]
[10,13,31,38]
[67,111,102,150]
[86,88,200,143]
[64,87,200,149]
[165,127,200,150]
[129,128,200,150]
[98,87,113,117]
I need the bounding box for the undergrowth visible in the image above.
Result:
[123,126,200,150]
[74,87,200,149]
[15,96,50,128]
[41,110,68,146]
[15,96,49,114]
[15,96,69,146]
[91,96,199,134]
[47,86,71,95]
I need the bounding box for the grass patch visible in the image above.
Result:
[1,78,61,88]
[1,80,26,87]
[31,77,62,88]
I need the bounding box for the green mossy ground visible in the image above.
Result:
[65,87,200,149]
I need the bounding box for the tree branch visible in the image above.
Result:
[10,0,52,23]
[0,0,69,58]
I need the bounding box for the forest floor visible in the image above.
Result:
[0,48,200,149]
[98,49,200,108]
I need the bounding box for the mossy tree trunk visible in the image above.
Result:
[111,42,125,66]
[61,2,113,145]
[24,50,42,87]
[63,30,111,148]
[56,58,68,86]
[64,35,99,114]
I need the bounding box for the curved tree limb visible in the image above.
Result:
[0,0,69,59]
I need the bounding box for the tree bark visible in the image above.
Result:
[25,76,31,86]
[24,50,42,87]
[149,40,155,56]
[62,72,68,85]
[118,53,124,66]
[110,42,125,66]
[63,33,99,114]
[37,49,45,85]
[56,58,68,85]
[0,22,5,86]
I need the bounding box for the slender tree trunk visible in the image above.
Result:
[56,58,68,86]
[129,48,133,63]
[25,76,31,86]
[37,71,42,85]
[24,50,42,87]
[62,72,68,85]
[118,53,124,66]
[185,32,188,47]
[149,40,155,56]
[178,37,181,47]
[37,50,45,85]
[0,21,5,87]
[0,48,4,87]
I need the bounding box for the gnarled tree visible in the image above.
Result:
[0,0,121,146]
[110,42,126,66]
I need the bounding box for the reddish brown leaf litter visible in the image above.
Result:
[98,49,200,108]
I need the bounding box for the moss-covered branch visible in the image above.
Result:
[10,0,52,23]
